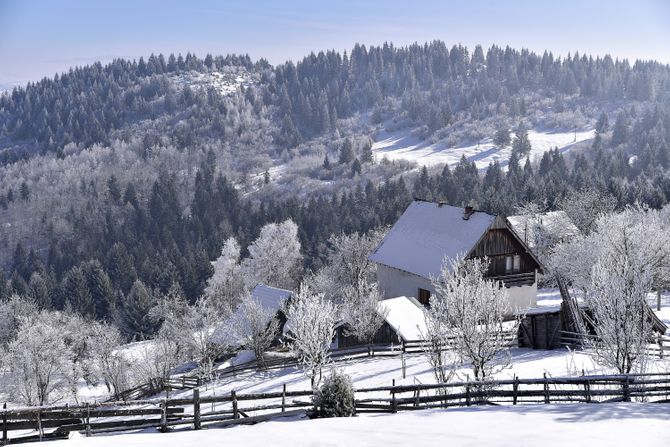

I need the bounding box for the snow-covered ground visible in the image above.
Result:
[49,403,670,447]
[373,127,595,169]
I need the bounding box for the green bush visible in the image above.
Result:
[312,370,356,418]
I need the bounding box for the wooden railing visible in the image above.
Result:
[4,372,670,444]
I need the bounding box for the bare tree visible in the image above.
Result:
[422,303,458,384]
[284,285,338,389]
[431,257,515,381]
[340,279,388,345]
[231,293,279,369]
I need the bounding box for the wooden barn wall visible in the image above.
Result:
[337,322,400,348]
[469,227,538,276]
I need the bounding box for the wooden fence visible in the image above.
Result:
[4,372,670,444]
[560,331,670,358]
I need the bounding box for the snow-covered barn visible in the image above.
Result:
[334,296,427,348]
[369,200,544,311]
[250,283,292,336]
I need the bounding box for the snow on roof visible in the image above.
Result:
[369,200,495,279]
[377,296,427,341]
[251,284,292,314]
[507,211,580,248]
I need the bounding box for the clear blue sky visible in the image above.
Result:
[1,0,669,88]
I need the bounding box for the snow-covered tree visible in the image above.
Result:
[559,188,617,234]
[0,294,37,347]
[241,220,302,290]
[87,322,131,397]
[230,293,279,369]
[184,296,232,378]
[311,228,385,301]
[586,243,654,374]
[205,237,245,311]
[422,302,458,384]
[5,311,76,405]
[431,257,514,381]
[340,279,387,345]
[284,285,338,388]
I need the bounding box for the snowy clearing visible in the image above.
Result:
[50,403,670,447]
[373,127,595,169]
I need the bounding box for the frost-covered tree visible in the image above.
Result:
[493,126,511,147]
[241,219,302,290]
[559,188,617,234]
[204,237,245,311]
[116,280,159,339]
[311,228,385,302]
[422,301,458,384]
[431,257,514,381]
[0,294,37,347]
[5,311,76,405]
[231,293,279,369]
[184,296,232,378]
[87,322,131,397]
[586,242,655,374]
[340,280,387,345]
[284,285,338,388]
[512,123,531,156]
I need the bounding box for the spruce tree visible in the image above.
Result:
[339,138,354,164]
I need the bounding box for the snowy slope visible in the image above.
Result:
[50,403,670,447]
[170,69,253,96]
[373,127,595,169]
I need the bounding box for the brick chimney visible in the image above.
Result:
[463,205,474,220]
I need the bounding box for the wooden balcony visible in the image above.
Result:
[488,271,536,287]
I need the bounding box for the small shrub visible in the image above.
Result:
[312,371,355,418]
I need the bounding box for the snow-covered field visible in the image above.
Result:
[373,127,595,169]
[50,403,670,447]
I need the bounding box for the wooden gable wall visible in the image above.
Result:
[467,216,540,277]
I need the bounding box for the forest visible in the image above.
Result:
[1,41,670,336]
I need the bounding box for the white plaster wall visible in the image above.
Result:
[376,264,434,300]
[376,263,538,313]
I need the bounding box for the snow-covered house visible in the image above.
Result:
[334,296,428,348]
[250,283,292,335]
[369,200,544,311]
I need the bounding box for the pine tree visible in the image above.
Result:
[117,280,158,339]
[323,154,332,170]
[493,127,511,147]
[512,123,532,155]
[339,138,354,164]
[595,112,609,134]
[351,158,362,176]
[360,140,374,163]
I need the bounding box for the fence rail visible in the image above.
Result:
[4,372,670,445]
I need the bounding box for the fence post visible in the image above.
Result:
[391,379,397,413]
[85,402,91,437]
[193,388,201,430]
[512,376,519,405]
[281,384,286,413]
[658,336,664,360]
[401,352,406,379]
[585,380,591,403]
[623,375,630,402]
[232,390,239,419]
[2,403,7,446]
[543,373,550,404]
[160,399,168,432]
[465,383,471,407]
[36,409,42,441]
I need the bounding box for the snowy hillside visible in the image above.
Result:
[373,127,595,169]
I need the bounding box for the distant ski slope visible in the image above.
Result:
[373,127,595,169]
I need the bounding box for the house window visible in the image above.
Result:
[506,255,521,273]
[418,288,431,306]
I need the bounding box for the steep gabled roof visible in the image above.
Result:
[250,283,292,314]
[369,200,496,279]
